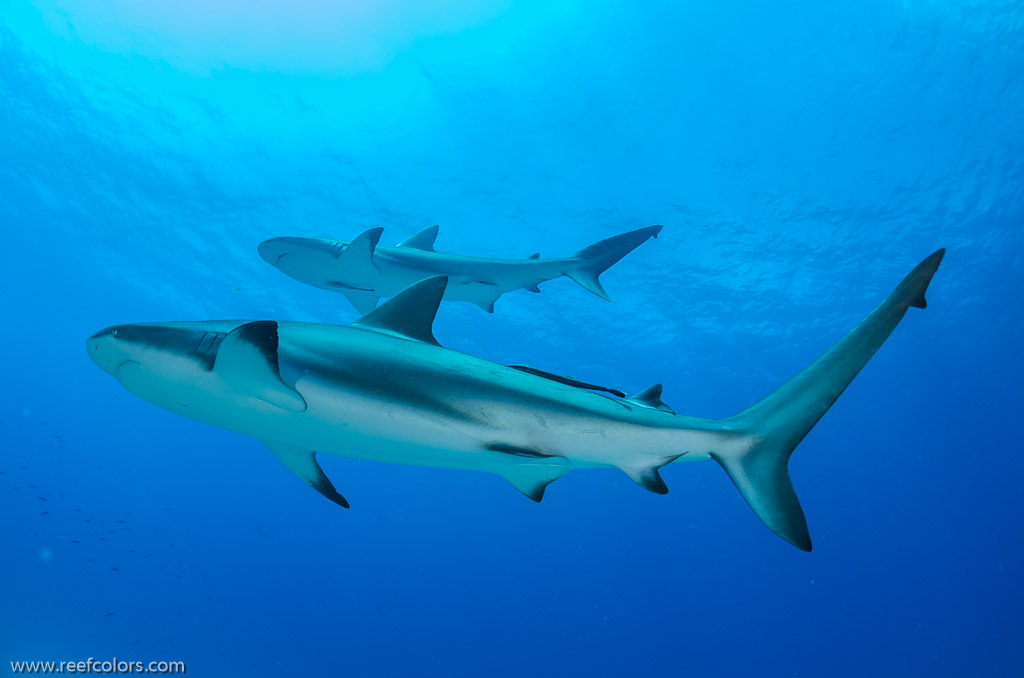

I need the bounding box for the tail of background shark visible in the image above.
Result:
[712,249,945,551]
[565,225,663,300]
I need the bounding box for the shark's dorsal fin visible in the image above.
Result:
[508,364,627,398]
[397,225,439,252]
[215,321,307,412]
[626,384,675,414]
[263,440,349,508]
[352,276,448,345]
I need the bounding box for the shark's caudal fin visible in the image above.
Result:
[713,249,945,551]
[564,225,663,300]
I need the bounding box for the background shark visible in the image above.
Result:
[87,249,944,551]
[257,224,662,313]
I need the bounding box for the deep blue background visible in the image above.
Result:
[2,1,1022,675]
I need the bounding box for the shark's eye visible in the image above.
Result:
[110,327,119,337]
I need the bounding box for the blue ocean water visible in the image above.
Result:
[2,1,1022,675]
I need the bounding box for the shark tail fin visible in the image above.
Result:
[564,225,662,300]
[712,249,945,551]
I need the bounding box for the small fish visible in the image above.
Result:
[104,612,115,617]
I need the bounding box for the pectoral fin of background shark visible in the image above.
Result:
[353,275,447,345]
[397,225,439,252]
[337,227,384,277]
[342,291,381,315]
[214,321,307,412]
[264,440,349,508]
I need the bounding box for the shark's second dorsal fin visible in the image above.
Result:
[626,384,675,414]
[215,321,307,412]
[352,276,448,345]
[397,225,439,252]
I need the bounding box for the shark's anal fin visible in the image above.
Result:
[397,225,439,252]
[619,453,686,494]
[263,441,349,508]
[353,275,448,345]
[626,384,675,414]
[214,321,307,412]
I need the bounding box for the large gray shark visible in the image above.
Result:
[257,225,662,313]
[86,249,944,550]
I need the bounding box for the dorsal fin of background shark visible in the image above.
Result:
[88,248,944,551]
[257,224,662,313]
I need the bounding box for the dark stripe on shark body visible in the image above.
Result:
[486,442,562,459]
[112,325,225,370]
[327,281,376,292]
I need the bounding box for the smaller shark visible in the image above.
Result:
[257,224,662,313]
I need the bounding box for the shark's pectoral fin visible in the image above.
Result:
[342,291,381,315]
[337,227,384,275]
[397,225,439,251]
[353,275,447,345]
[619,453,686,495]
[497,462,571,502]
[263,441,349,509]
[215,321,307,412]
[626,384,675,414]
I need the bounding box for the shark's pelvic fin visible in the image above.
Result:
[458,280,502,313]
[713,249,946,551]
[497,462,571,502]
[353,275,448,345]
[263,440,349,508]
[397,225,439,252]
[214,321,307,412]
[564,225,663,301]
[626,384,675,413]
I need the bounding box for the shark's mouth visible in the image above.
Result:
[115,360,141,382]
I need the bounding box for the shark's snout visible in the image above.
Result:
[87,325,124,377]
[258,237,306,265]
